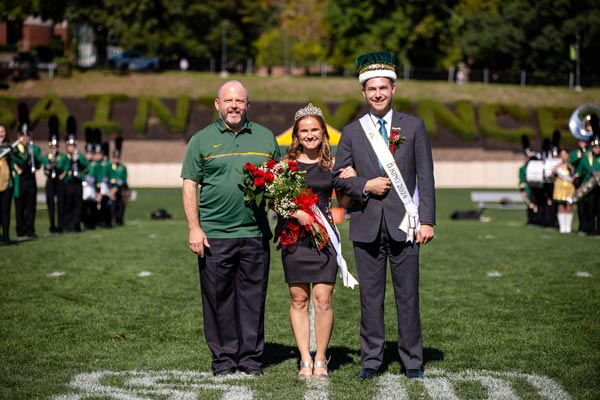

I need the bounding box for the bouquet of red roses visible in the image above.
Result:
[241,159,329,250]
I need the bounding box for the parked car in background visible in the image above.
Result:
[107,50,159,71]
[128,55,160,71]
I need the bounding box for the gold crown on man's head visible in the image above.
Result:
[294,103,323,121]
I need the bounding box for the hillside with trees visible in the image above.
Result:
[1,0,599,85]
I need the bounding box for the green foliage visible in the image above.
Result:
[6,0,600,81]
[325,2,461,71]
[457,0,600,81]
[197,96,218,121]
[133,97,149,134]
[54,57,72,78]
[311,99,362,131]
[392,97,413,113]
[29,93,70,132]
[83,94,128,134]
[537,106,577,147]
[255,29,285,67]
[0,96,18,129]
[134,96,191,135]
[479,103,536,142]
[416,99,477,141]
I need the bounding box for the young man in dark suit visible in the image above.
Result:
[333,51,436,380]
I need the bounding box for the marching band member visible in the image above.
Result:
[551,148,575,233]
[97,140,113,228]
[110,136,128,226]
[63,116,88,232]
[41,116,68,234]
[519,135,540,225]
[12,103,41,240]
[540,138,557,228]
[0,125,15,244]
[81,127,99,230]
[570,118,593,234]
[575,134,600,235]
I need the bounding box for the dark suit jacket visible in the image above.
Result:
[333,110,436,243]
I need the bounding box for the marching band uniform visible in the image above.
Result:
[97,141,113,228]
[41,116,68,233]
[519,160,539,225]
[575,136,600,235]
[110,137,128,226]
[13,103,41,240]
[63,116,88,232]
[519,135,540,225]
[0,132,15,244]
[81,128,99,230]
[540,138,557,228]
[569,141,590,233]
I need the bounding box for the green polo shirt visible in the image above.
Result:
[181,118,281,239]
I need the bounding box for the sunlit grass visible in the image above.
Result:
[0,188,598,399]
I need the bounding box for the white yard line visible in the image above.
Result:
[54,367,572,399]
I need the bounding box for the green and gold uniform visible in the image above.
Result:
[110,161,128,225]
[64,150,88,232]
[12,142,41,238]
[42,150,69,233]
[0,142,15,242]
[576,149,600,234]
[96,155,112,227]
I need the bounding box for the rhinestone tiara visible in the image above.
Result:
[294,103,323,121]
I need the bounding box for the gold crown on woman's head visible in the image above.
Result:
[294,103,323,121]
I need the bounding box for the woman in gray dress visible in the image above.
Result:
[277,104,355,380]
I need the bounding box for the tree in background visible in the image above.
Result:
[254,0,328,73]
[456,0,600,83]
[324,0,461,73]
[1,0,599,84]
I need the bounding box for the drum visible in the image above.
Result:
[525,160,545,187]
[526,158,561,187]
[543,158,561,181]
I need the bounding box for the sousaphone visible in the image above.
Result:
[568,104,600,140]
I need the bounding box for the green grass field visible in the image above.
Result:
[0,188,598,399]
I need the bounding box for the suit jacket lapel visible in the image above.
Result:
[358,114,384,175]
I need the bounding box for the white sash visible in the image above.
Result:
[312,205,358,289]
[359,114,420,242]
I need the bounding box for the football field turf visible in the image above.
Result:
[0,188,597,399]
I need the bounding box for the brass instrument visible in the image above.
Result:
[567,169,600,204]
[0,139,19,159]
[48,149,58,179]
[0,141,17,191]
[568,104,600,141]
[565,104,600,204]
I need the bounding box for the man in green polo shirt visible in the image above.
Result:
[181,80,280,377]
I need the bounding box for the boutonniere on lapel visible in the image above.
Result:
[388,127,406,153]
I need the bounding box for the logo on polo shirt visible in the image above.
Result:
[213,144,222,149]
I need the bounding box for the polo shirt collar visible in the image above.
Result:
[216,117,253,134]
